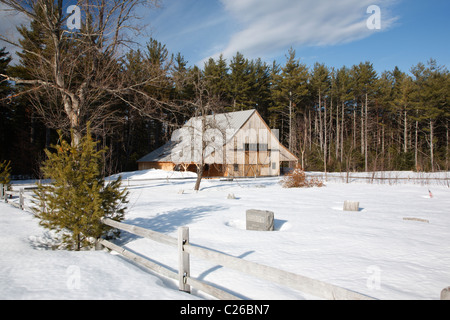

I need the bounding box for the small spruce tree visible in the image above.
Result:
[33,129,128,251]
[0,160,12,191]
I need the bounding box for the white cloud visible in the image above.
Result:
[208,0,399,61]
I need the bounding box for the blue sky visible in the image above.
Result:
[0,0,448,75]
[144,0,450,74]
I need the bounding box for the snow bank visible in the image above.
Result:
[0,204,195,300]
[107,169,197,181]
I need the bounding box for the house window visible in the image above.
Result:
[272,162,277,170]
[234,164,239,172]
[244,143,268,151]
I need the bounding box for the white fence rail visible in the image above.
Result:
[0,184,38,211]
[309,171,450,186]
[100,218,374,300]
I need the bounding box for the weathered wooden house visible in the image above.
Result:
[137,109,298,177]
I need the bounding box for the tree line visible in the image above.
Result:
[0,0,449,178]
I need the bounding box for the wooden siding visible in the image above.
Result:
[138,110,297,177]
[138,161,175,171]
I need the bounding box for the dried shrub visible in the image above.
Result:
[281,165,324,188]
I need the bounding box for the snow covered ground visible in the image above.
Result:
[1,169,449,300]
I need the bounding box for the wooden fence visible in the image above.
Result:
[0,183,37,211]
[99,218,374,300]
[308,172,450,186]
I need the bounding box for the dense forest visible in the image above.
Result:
[0,1,449,178]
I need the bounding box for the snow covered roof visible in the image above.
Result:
[138,110,257,163]
[137,141,177,163]
[137,109,298,163]
[184,109,256,139]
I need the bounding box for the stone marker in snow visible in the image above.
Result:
[441,287,450,300]
[343,201,360,212]
[246,209,274,231]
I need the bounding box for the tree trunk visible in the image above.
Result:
[403,109,408,153]
[447,121,449,171]
[415,119,419,170]
[194,164,204,191]
[336,98,339,161]
[364,93,368,172]
[318,90,323,151]
[361,101,364,155]
[309,110,312,151]
[430,119,434,172]
[288,91,292,151]
[353,101,356,149]
[341,102,344,163]
[323,98,327,174]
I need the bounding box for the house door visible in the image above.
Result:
[244,151,258,177]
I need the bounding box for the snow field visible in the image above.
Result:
[1,169,449,300]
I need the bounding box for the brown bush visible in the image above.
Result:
[281,166,324,188]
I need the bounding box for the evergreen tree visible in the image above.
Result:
[0,47,12,93]
[411,60,449,171]
[310,63,331,171]
[350,61,378,171]
[228,52,254,111]
[8,9,52,175]
[172,52,191,100]
[334,66,353,163]
[0,160,11,190]
[0,47,13,163]
[271,48,309,150]
[203,54,229,102]
[250,58,272,119]
[33,129,128,251]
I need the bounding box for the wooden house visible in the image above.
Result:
[137,109,298,177]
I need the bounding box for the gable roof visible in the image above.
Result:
[184,109,256,140]
[137,109,298,163]
[137,140,177,163]
[138,110,256,163]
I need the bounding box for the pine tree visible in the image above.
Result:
[334,66,352,163]
[271,48,309,151]
[411,60,448,171]
[350,62,378,171]
[250,58,272,119]
[203,54,230,102]
[0,160,11,190]
[310,63,331,173]
[229,52,254,111]
[33,129,128,251]
[0,47,13,163]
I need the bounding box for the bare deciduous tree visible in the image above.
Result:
[179,69,226,191]
[0,0,160,145]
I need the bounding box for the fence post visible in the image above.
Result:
[95,238,104,251]
[441,287,450,300]
[178,226,190,293]
[19,188,24,210]
[0,184,4,201]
